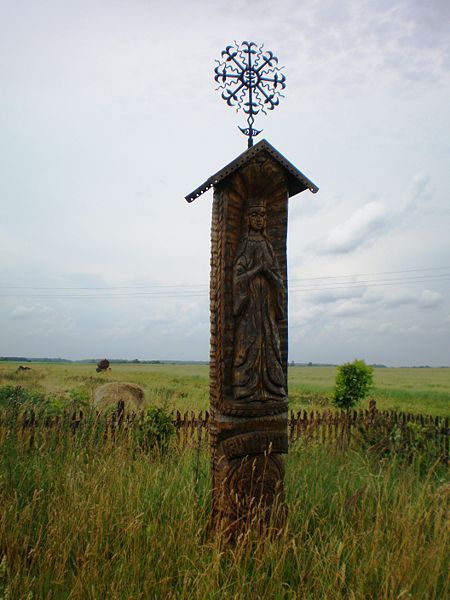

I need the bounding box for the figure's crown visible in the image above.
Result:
[247,197,266,209]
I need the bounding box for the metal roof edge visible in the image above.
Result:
[185,139,319,202]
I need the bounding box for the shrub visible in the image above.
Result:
[138,405,175,452]
[43,395,69,417]
[68,386,90,409]
[0,385,44,409]
[333,359,374,411]
[0,385,88,416]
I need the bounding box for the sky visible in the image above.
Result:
[1,0,449,366]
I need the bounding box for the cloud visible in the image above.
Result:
[383,292,417,309]
[290,304,325,331]
[96,298,208,341]
[9,304,54,320]
[330,301,365,318]
[321,201,388,254]
[405,173,433,212]
[376,322,392,334]
[419,289,443,309]
[383,289,443,310]
[395,325,419,334]
[7,302,76,336]
[289,192,342,221]
[65,273,109,287]
[301,286,367,305]
[26,316,76,337]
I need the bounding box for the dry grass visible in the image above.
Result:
[0,362,448,597]
[1,426,448,599]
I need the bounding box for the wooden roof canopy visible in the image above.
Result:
[185,139,318,203]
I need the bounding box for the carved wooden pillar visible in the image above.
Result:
[186,140,318,538]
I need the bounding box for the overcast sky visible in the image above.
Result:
[1,0,449,366]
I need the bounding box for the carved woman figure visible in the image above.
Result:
[232,203,287,403]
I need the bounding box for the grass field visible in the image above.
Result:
[1,362,449,416]
[1,427,448,599]
[0,362,448,598]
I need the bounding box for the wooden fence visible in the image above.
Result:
[172,403,449,457]
[1,401,448,460]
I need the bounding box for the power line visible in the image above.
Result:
[290,265,450,283]
[0,292,206,299]
[289,273,450,291]
[0,284,206,291]
[0,283,208,290]
[0,274,449,300]
[0,265,449,291]
[289,275,450,293]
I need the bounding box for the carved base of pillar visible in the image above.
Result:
[210,414,288,540]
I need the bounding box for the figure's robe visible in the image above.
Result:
[232,234,287,402]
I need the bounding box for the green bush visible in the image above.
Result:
[137,405,175,452]
[0,385,89,416]
[0,385,45,409]
[333,359,374,410]
[43,395,69,417]
[68,386,90,409]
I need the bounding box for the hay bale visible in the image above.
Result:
[93,382,145,413]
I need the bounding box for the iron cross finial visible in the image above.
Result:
[214,41,286,148]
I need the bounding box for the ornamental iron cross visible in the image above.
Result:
[214,41,286,148]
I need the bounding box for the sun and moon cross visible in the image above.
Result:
[214,41,286,148]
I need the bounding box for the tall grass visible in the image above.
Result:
[1,426,448,599]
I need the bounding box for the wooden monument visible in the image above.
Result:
[186,139,318,537]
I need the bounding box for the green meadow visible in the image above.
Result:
[1,362,449,416]
[0,361,448,598]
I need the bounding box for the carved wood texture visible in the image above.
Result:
[209,152,289,536]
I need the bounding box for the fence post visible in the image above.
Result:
[204,410,210,444]
[197,411,203,443]
[174,410,182,440]
[117,400,125,427]
[444,417,449,466]
[288,410,295,443]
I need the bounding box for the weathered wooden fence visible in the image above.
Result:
[1,401,448,460]
[172,404,448,459]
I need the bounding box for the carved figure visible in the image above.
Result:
[233,204,286,404]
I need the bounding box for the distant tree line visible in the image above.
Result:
[0,357,71,363]
[290,361,387,368]
[1,357,448,368]
[0,357,209,365]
